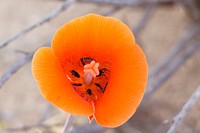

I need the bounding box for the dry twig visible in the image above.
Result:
[80,0,174,7]
[167,84,200,133]
[0,0,75,48]
[133,3,156,35]
[0,41,50,89]
[62,115,74,133]
[145,40,200,99]
[70,124,105,133]
[148,26,198,79]
[4,122,63,132]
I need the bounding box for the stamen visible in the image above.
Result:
[83,60,100,85]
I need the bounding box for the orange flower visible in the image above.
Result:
[32,14,148,127]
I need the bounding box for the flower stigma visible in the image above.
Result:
[83,60,100,85]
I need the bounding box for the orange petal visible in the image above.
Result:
[94,44,148,127]
[51,13,135,65]
[32,47,94,116]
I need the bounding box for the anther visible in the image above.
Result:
[70,70,80,78]
[87,88,92,95]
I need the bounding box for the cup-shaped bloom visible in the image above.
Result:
[32,14,148,127]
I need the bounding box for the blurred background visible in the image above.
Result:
[0,0,200,133]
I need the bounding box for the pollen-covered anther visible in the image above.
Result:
[83,60,100,85]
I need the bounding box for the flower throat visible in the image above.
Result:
[64,57,110,102]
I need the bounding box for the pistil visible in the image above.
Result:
[83,60,99,85]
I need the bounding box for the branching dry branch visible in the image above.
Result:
[4,122,63,132]
[148,26,198,79]
[0,0,75,48]
[167,84,200,133]
[62,115,74,133]
[145,40,200,99]
[0,0,121,50]
[133,3,156,35]
[0,41,51,89]
[80,0,174,7]
[70,124,105,133]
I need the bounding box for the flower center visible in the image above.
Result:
[64,57,110,102]
[83,60,99,85]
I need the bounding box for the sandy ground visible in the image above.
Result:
[0,0,200,133]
